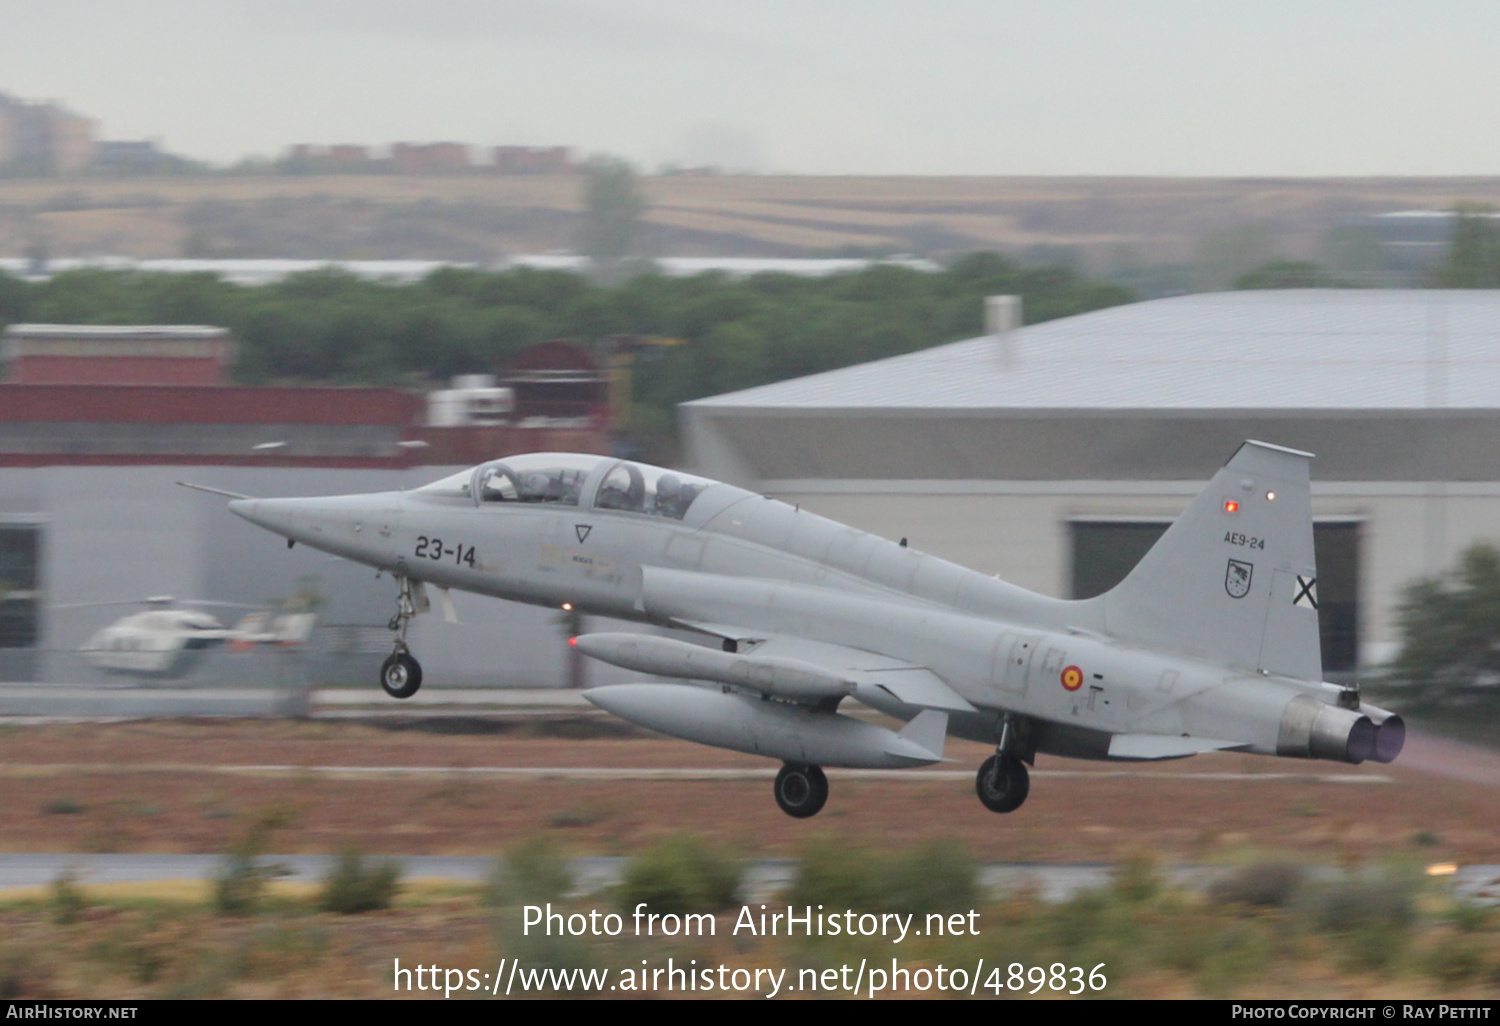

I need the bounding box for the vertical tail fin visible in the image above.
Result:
[1094,440,1322,681]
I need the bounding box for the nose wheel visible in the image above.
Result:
[381,650,423,699]
[381,575,424,699]
[774,762,828,818]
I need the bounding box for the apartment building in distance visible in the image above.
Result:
[0,92,95,175]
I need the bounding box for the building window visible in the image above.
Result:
[1068,519,1360,673]
[0,525,41,648]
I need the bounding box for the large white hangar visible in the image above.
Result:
[681,289,1500,674]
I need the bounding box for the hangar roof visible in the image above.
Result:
[685,290,1500,412]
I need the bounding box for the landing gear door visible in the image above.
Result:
[990,633,1040,695]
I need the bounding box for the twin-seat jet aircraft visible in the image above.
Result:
[198,440,1403,817]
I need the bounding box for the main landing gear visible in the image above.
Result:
[381,575,423,699]
[976,713,1030,813]
[976,755,1029,813]
[774,762,828,818]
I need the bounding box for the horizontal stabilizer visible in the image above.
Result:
[1107,734,1250,761]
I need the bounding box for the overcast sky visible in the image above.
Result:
[4,0,1499,176]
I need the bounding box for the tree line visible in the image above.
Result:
[1232,204,1500,291]
[0,254,1132,459]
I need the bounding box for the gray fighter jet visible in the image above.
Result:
[201,440,1403,817]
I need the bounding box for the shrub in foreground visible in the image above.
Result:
[617,834,741,915]
[488,836,574,906]
[319,851,402,913]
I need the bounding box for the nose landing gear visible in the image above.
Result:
[381,575,424,699]
[381,650,422,699]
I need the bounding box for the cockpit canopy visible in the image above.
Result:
[593,461,707,520]
[477,453,597,506]
[416,453,714,521]
[415,467,475,498]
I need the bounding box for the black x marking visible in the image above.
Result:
[1294,575,1318,609]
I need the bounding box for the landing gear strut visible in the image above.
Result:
[381,575,423,699]
[774,762,828,818]
[976,714,1030,813]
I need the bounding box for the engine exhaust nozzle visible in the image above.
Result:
[1277,695,1375,765]
[1363,707,1405,764]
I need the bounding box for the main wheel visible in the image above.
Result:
[774,763,829,818]
[380,652,423,699]
[975,755,1029,813]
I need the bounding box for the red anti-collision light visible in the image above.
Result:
[1223,500,1240,513]
[568,637,577,647]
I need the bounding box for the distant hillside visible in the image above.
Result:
[1,174,1498,279]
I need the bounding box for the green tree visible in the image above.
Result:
[1233,260,1339,290]
[1319,226,1396,285]
[1192,224,1281,291]
[577,157,647,277]
[1432,203,1500,288]
[1,255,1134,462]
[0,271,31,327]
[1389,543,1500,708]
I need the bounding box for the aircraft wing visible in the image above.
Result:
[669,619,976,713]
[671,619,770,647]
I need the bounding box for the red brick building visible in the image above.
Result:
[391,143,472,175]
[2,325,235,386]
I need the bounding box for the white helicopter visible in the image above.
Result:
[66,596,317,679]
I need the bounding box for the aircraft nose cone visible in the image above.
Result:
[227,498,257,522]
[228,497,301,538]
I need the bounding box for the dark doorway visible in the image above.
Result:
[0,525,40,648]
[0,524,41,680]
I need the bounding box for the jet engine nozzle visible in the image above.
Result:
[1361,705,1405,764]
[1277,695,1375,765]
